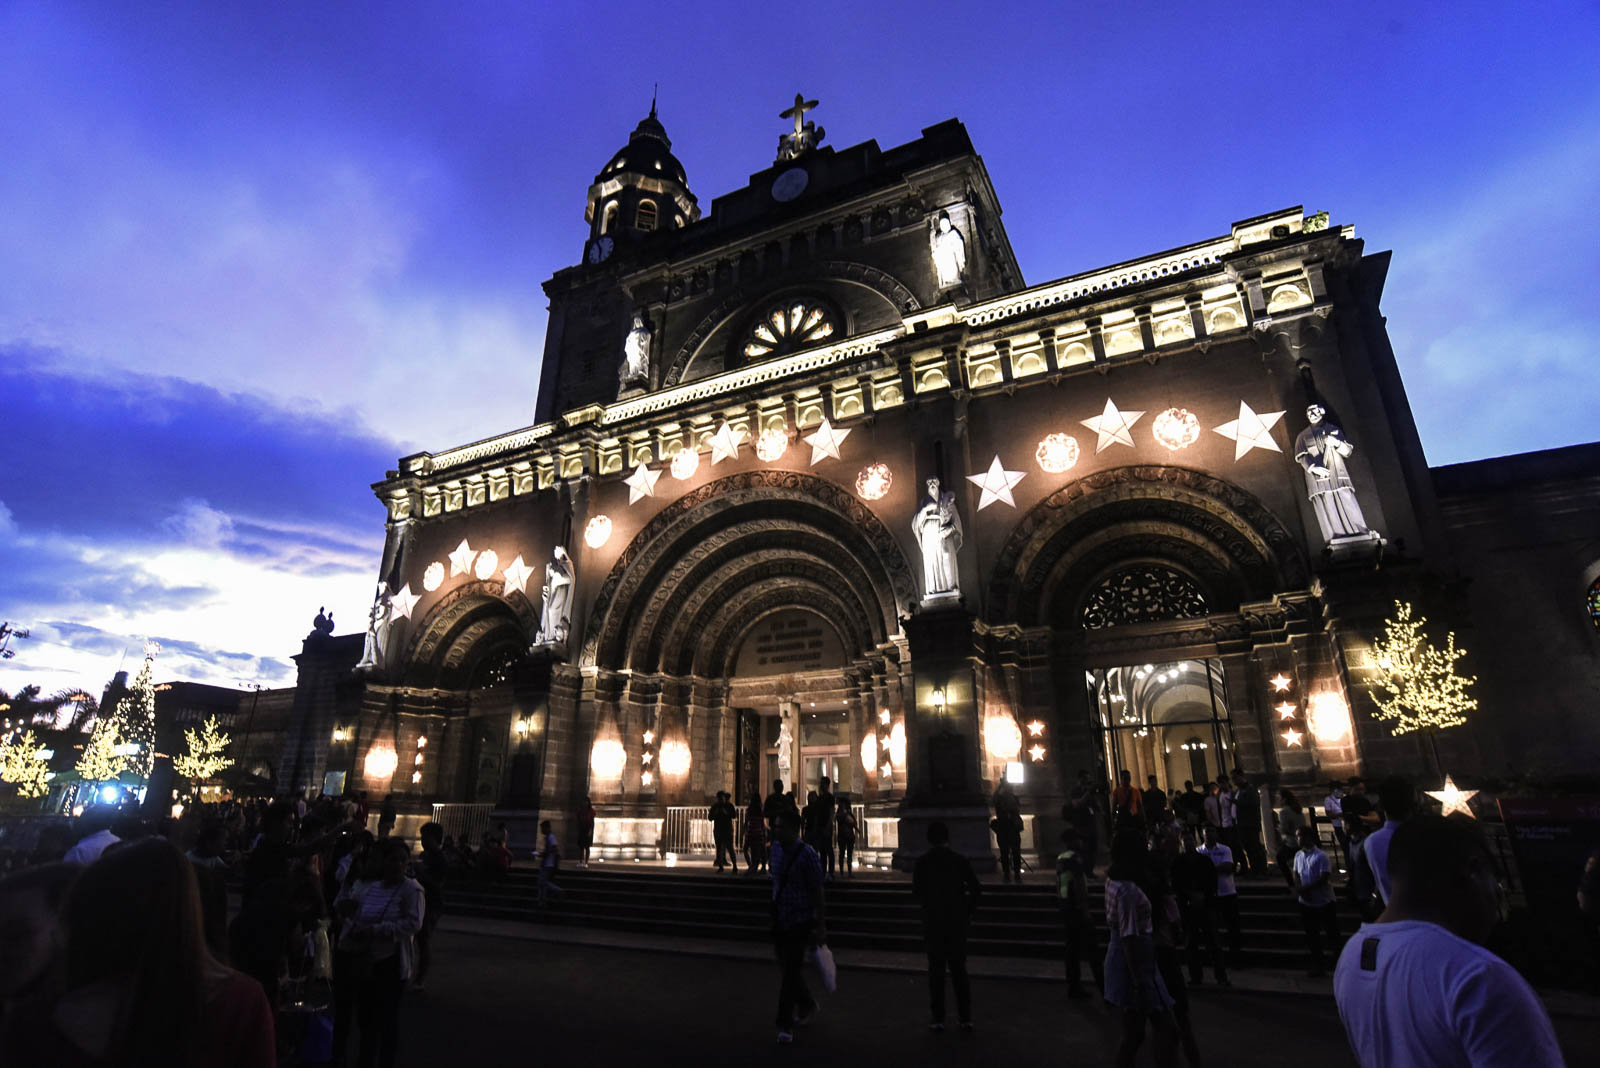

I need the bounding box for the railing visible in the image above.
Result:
[662,806,746,855]
[430,802,496,845]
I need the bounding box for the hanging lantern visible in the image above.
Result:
[1034,433,1080,473]
[755,427,789,462]
[855,462,892,500]
[584,515,613,548]
[473,548,499,581]
[1152,407,1202,451]
[670,447,700,480]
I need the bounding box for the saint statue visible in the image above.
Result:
[355,585,392,673]
[929,210,967,290]
[776,705,794,783]
[1293,404,1372,542]
[537,545,575,645]
[619,313,651,388]
[912,477,964,600]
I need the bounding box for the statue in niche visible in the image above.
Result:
[619,313,651,389]
[1294,404,1373,542]
[355,585,391,672]
[776,704,794,785]
[536,545,575,645]
[912,477,964,600]
[929,210,968,290]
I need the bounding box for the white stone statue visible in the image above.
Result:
[929,210,967,290]
[619,313,651,388]
[776,705,794,784]
[1294,404,1372,542]
[912,477,964,600]
[537,545,575,645]
[355,583,392,672]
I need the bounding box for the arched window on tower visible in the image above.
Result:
[1587,575,1600,633]
[635,199,658,232]
[601,201,618,235]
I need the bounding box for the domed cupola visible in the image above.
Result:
[583,102,700,264]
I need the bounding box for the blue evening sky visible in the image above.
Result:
[2,1,1597,697]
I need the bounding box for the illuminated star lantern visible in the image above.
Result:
[1213,401,1285,460]
[802,419,851,464]
[1426,775,1479,818]
[1028,744,1047,762]
[1282,728,1304,747]
[1026,720,1045,737]
[624,463,661,503]
[1269,673,1293,693]
[967,455,1026,510]
[1081,398,1145,452]
[707,422,741,464]
[1276,701,1298,720]
[502,554,534,597]
[389,583,421,621]
[448,539,477,577]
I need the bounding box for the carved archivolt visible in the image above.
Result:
[399,581,537,690]
[985,465,1307,627]
[661,261,921,387]
[583,471,914,670]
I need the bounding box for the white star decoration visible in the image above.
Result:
[502,554,534,598]
[1081,398,1145,452]
[390,583,420,621]
[1282,728,1303,747]
[1270,673,1293,692]
[802,419,851,465]
[967,455,1026,510]
[624,463,661,504]
[1426,775,1479,818]
[1214,401,1285,460]
[707,423,742,464]
[448,539,477,577]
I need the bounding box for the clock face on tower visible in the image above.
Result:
[771,167,809,203]
[586,235,614,264]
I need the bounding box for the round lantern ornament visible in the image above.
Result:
[1152,407,1202,451]
[755,427,789,462]
[855,462,892,501]
[584,514,613,549]
[669,447,700,480]
[473,548,499,581]
[1035,432,1080,473]
[422,561,445,592]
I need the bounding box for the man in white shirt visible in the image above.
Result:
[1292,826,1341,976]
[62,814,120,866]
[1359,777,1417,907]
[1199,824,1241,965]
[1334,814,1565,1068]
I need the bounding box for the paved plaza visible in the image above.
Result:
[398,923,1599,1066]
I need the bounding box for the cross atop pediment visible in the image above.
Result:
[777,93,825,161]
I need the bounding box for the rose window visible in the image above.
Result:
[743,300,836,361]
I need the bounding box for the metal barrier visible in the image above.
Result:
[663,806,745,855]
[431,802,496,845]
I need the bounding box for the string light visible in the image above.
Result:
[1035,433,1080,473]
[1152,407,1201,451]
[1366,600,1478,735]
[855,463,892,500]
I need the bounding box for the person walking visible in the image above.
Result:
[992,779,1023,882]
[709,791,739,873]
[1056,828,1103,998]
[1291,826,1341,977]
[1103,830,1179,1068]
[745,790,768,875]
[1334,815,1564,1067]
[413,821,447,989]
[1276,789,1308,888]
[576,795,596,868]
[344,836,424,1068]
[913,821,982,1031]
[836,796,858,877]
[535,820,564,907]
[768,810,825,1045]
[1233,772,1266,876]
[1198,825,1241,967]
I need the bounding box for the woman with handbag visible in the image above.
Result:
[341,837,423,1068]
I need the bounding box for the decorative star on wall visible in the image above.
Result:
[802,418,851,464]
[1276,701,1298,720]
[967,455,1026,509]
[502,554,534,597]
[1426,775,1479,818]
[1081,398,1145,452]
[624,463,661,503]
[708,423,742,464]
[1028,744,1046,762]
[390,583,420,621]
[448,539,477,577]
[1026,720,1045,737]
[1282,728,1303,747]
[1269,673,1293,692]
[1214,401,1285,459]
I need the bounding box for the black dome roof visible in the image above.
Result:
[596,107,689,188]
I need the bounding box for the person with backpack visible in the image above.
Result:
[768,810,825,1045]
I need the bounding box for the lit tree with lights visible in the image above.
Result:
[173,715,234,782]
[75,717,127,785]
[1366,600,1478,744]
[1,729,52,799]
[108,642,160,779]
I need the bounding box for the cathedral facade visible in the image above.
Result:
[295,101,1594,864]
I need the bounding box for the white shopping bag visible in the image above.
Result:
[808,943,838,993]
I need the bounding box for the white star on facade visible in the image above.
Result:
[448,539,477,577]
[1214,401,1285,460]
[967,455,1026,510]
[390,583,420,621]
[802,419,851,465]
[1276,701,1298,720]
[708,423,742,464]
[1028,745,1046,762]
[624,463,661,503]
[1282,728,1303,747]
[1081,398,1145,452]
[1426,775,1480,818]
[1270,673,1293,692]
[502,554,534,598]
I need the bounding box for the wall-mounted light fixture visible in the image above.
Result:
[514,717,530,736]
[331,727,349,743]
[929,687,947,711]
